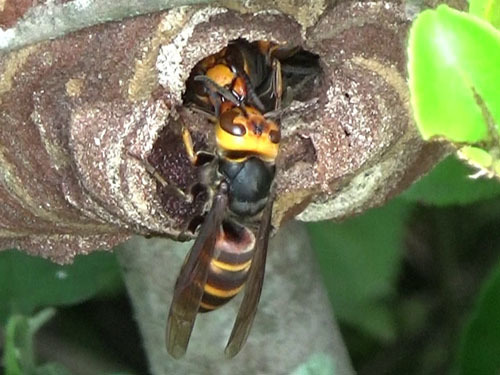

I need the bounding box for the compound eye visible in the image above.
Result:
[220,110,247,136]
[269,129,281,144]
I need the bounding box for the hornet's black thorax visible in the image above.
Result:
[218,157,275,217]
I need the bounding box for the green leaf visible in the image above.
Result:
[469,0,500,28]
[4,309,56,375]
[307,199,411,341]
[402,155,500,206]
[0,249,123,325]
[4,315,26,375]
[408,5,500,143]
[456,258,500,375]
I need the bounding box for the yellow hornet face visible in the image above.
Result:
[215,106,280,162]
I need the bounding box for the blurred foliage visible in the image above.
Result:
[456,258,500,375]
[307,154,500,374]
[0,250,141,375]
[308,200,411,342]
[3,309,73,375]
[0,249,123,326]
[402,156,500,205]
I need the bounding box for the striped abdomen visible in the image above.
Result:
[199,220,256,313]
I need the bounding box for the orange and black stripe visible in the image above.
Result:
[199,221,256,312]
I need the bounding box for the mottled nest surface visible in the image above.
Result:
[0,2,446,262]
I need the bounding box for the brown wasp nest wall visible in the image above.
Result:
[0,0,447,263]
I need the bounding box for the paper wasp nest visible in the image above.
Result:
[0,2,446,262]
